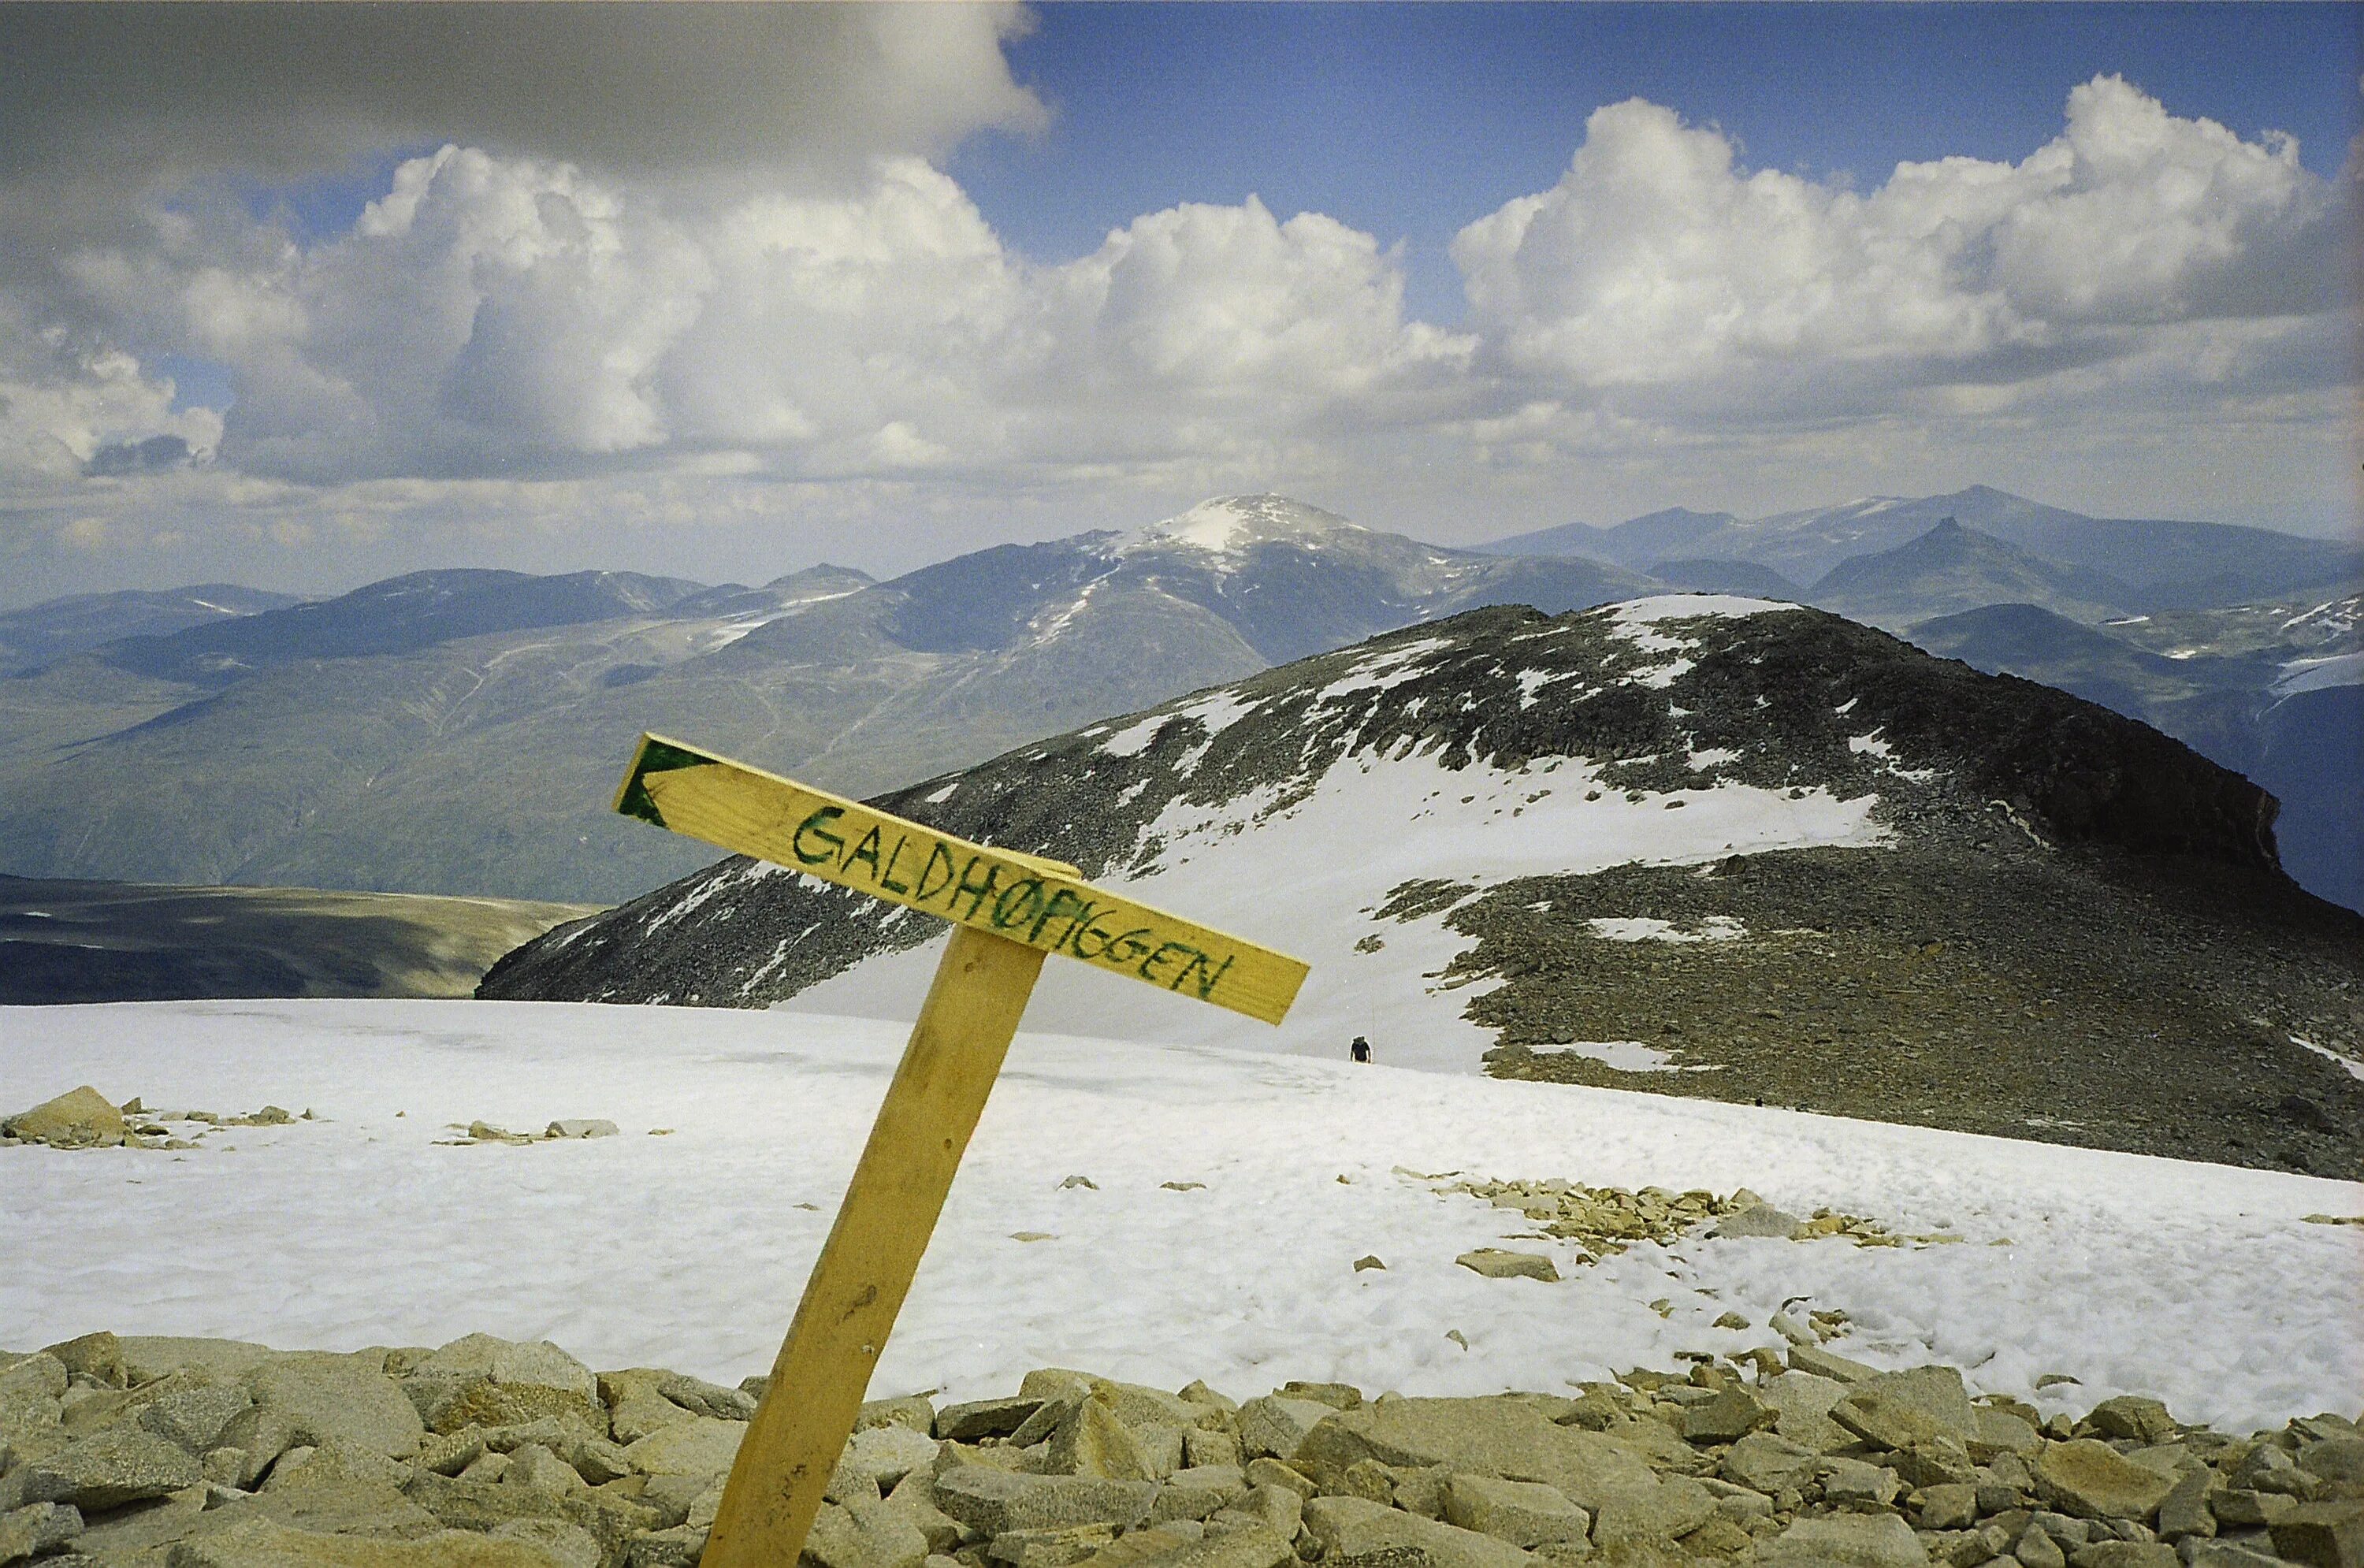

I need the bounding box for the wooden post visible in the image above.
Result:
[607,734,1306,1568]
[703,925,1049,1567]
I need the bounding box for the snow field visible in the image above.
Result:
[4,998,2356,1437]
[796,749,1886,1073]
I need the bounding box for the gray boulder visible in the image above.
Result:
[23,1422,203,1509]
[930,1466,1157,1536]
[983,1522,1113,1568]
[626,1525,712,1567]
[228,1352,426,1466]
[859,1395,939,1436]
[1833,1367,1976,1452]
[142,1386,257,1455]
[1236,1398,1335,1463]
[121,1338,276,1388]
[844,1422,944,1493]
[805,1497,931,1568]
[1302,1494,1537,1568]
[652,1372,753,1422]
[2087,1399,2177,1446]
[621,1417,745,1479]
[489,1518,602,1568]
[1148,1467,1248,1525]
[1758,1373,1857,1454]
[2034,1441,2176,1522]
[165,1517,571,1565]
[0,1501,82,1563]
[1295,1397,1659,1512]
[1721,1431,1819,1495]
[1589,1476,1714,1545]
[1441,1474,1591,1549]
[41,1332,126,1388]
[1712,1205,1803,1239]
[3,1087,125,1149]
[401,1336,600,1436]
[936,1398,1044,1443]
[1759,1513,1931,1568]
[596,1370,700,1446]
[1788,1345,1883,1384]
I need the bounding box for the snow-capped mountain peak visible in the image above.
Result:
[1121,494,1362,560]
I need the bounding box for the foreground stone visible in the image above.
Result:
[0,1332,2356,1568]
[1,1087,125,1150]
[167,1518,570,1566]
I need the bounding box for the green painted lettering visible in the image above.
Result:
[1104,927,1154,967]
[843,825,885,880]
[1070,912,1119,961]
[793,807,846,867]
[1029,887,1087,944]
[913,842,959,903]
[1139,940,1194,986]
[992,879,1046,931]
[1189,953,1235,1000]
[879,834,913,894]
[950,856,1001,921]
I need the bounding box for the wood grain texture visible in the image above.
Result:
[617,731,1307,1025]
[702,926,1048,1566]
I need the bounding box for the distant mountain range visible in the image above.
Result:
[1,488,2354,908]
[1909,596,2362,910]
[0,497,1647,902]
[481,596,2363,1178]
[1480,485,2359,613]
[0,585,307,675]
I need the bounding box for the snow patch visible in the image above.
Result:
[1321,639,1451,701]
[2277,651,2364,697]
[1609,594,1794,627]
[4,998,2355,1434]
[1628,658,1694,690]
[1098,715,1169,759]
[1585,916,1748,944]
[2296,1036,2364,1083]
[1533,1040,1696,1073]
[1517,669,1582,710]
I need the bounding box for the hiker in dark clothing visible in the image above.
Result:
[1351,1035,1371,1063]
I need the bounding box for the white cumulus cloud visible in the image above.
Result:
[1451,75,2343,413]
[56,150,1463,485]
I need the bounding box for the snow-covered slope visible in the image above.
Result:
[788,600,1885,1072]
[481,596,2364,1178]
[4,998,2355,1435]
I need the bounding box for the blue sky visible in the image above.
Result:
[953,4,2361,324]
[2,2,2357,601]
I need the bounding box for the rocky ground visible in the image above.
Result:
[1452,838,2364,1179]
[4,1318,2358,1568]
[0,1089,622,1154]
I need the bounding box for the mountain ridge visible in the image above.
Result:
[1481,485,2360,608]
[2,489,2352,905]
[482,595,2362,1178]
[1810,517,2138,629]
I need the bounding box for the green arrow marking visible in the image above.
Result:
[613,735,718,828]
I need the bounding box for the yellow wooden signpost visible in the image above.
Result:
[611,734,1309,1567]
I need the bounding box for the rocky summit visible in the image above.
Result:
[2,1329,2358,1568]
[480,597,2364,1178]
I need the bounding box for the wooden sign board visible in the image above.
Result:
[608,733,1308,1567]
[618,734,1307,1024]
